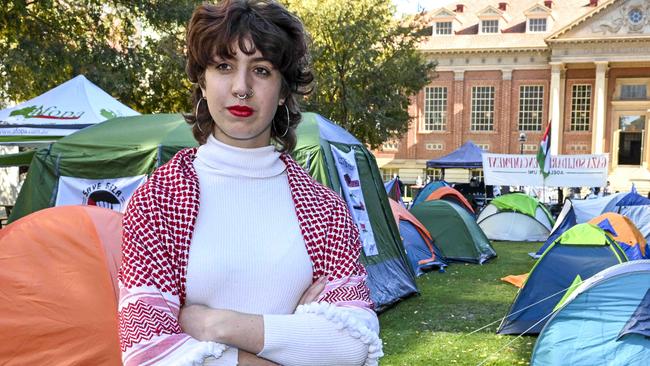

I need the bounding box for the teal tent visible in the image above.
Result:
[531,260,650,365]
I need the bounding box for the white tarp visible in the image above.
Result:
[55,175,147,213]
[331,145,379,256]
[482,153,608,188]
[0,75,139,141]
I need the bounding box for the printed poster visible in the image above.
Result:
[55,175,147,213]
[331,146,379,257]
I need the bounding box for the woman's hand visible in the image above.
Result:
[179,304,227,341]
[179,304,264,354]
[297,276,327,306]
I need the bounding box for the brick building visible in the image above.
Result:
[374,0,650,193]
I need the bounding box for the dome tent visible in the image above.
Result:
[411,180,449,206]
[292,113,418,310]
[498,224,627,335]
[9,113,198,222]
[588,212,648,260]
[384,177,404,204]
[420,185,474,214]
[532,198,577,258]
[388,198,446,276]
[410,200,496,264]
[0,206,122,365]
[477,193,554,241]
[531,260,650,366]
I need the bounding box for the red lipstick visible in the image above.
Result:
[227,106,254,117]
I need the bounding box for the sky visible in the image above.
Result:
[391,0,456,16]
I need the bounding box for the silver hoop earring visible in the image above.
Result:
[234,89,254,100]
[195,97,206,133]
[280,104,290,138]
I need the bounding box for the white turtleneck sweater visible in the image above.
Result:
[186,135,378,366]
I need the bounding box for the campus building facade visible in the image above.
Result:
[374,0,650,192]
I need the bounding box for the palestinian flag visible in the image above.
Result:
[537,122,551,178]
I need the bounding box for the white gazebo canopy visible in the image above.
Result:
[0,75,139,144]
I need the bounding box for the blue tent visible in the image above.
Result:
[426,141,483,168]
[389,198,446,276]
[603,192,650,242]
[571,192,626,223]
[399,221,447,276]
[531,260,650,365]
[498,224,628,335]
[384,177,404,205]
[533,199,577,258]
[411,180,449,206]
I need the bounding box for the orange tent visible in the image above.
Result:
[425,186,474,214]
[390,199,433,244]
[389,199,445,275]
[0,205,122,365]
[589,212,647,259]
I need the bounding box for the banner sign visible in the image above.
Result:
[55,175,147,212]
[331,146,379,257]
[482,154,608,187]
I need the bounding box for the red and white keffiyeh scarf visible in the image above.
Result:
[118,148,373,365]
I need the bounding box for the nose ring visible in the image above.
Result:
[234,89,254,100]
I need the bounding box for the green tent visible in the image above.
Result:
[293,113,417,310]
[477,193,555,241]
[410,200,496,264]
[10,112,417,310]
[9,114,197,221]
[0,150,36,167]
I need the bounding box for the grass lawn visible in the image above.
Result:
[379,241,542,366]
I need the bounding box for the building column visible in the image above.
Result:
[593,61,609,154]
[501,69,512,153]
[549,62,565,155]
[453,70,465,149]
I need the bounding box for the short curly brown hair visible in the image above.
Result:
[184,0,313,152]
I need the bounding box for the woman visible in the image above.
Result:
[117,1,382,365]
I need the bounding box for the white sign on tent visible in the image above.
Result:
[55,175,147,213]
[482,153,608,187]
[0,75,139,142]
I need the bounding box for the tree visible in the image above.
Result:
[0,1,195,113]
[284,0,435,148]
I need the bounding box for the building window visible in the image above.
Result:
[426,168,443,181]
[570,84,592,131]
[518,85,544,131]
[528,18,547,32]
[424,86,447,131]
[481,19,499,33]
[382,141,399,151]
[434,21,452,35]
[471,86,495,131]
[523,144,538,152]
[470,169,484,181]
[380,168,399,182]
[569,144,589,152]
[476,143,490,151]
[621,84,647,100]
[425,143,443,150]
